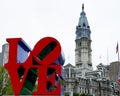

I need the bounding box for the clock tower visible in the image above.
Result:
[75,4,93,77]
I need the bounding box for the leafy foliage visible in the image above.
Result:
[65,92,69,96]
[65,92,80,96]
[0,66,13,95]
[73,92,79,96]
[65,92,92,96]
[80,93,92,96]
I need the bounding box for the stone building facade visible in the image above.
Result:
[109,61,120,94]
[2,43,9,66]
[64,63,116,96]
[109,62,120,82]
[0,53,2,66]
[75,4,92,78]
[64,4,119,96]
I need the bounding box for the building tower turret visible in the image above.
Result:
[75,4,93,77]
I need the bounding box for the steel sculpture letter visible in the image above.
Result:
[4,37,65,95]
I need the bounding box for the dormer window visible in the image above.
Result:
[83,23,86,27]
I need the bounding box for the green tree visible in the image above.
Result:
[65,92,80,96]
[0,66,13,95]
[73,92,79,96]
[65,92,69,96]
[80,93,92,96]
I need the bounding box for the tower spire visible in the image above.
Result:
[82,4,84,11]
[75,4,93,77]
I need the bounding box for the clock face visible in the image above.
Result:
[76,30,90,39]
[83,31,90,38]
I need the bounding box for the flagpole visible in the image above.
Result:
[118,43,120,86]
[107,48,109,65]
[118,42,119,62]
[116,42,120,84]
[118,50,119,62]
[116,41,119,62]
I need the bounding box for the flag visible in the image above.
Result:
[116,43,119,53]
[118,68,120,84]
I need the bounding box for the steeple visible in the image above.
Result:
[82,4,84,11]
[77,4,89,30]
[75,4,93,77]
[76,4,91,40]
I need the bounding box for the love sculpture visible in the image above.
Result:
[4,37,65,95]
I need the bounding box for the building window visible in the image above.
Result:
[79,87,81,93]
[80,42,81,46]
[87,42,89,46]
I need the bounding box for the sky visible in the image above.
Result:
[0,0,120,70]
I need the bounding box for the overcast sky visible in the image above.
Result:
[0,0,120,69]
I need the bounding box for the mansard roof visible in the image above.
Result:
[97,63,105,68]
[78,4,90,29]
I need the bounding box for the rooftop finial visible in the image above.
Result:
[82,4,84,11]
